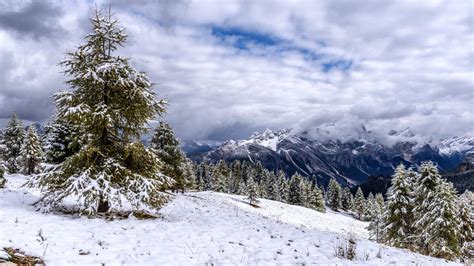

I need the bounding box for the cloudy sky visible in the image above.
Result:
[0,0,472,142]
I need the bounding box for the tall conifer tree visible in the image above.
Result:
[413,163,461,259]
[327,178,341,211]
[288,173,303,205]
[246,175,259,206]
[341,187,353,211]
[382,165,415,247]
[29,8,171,214]
[353,187,365,220]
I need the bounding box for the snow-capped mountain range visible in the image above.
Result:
[188,128,474,187]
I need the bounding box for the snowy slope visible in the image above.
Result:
[0,174,457,265]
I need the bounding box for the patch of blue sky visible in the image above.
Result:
[211,26,352,72]
[322,60,353,72]
[211,26,280,49]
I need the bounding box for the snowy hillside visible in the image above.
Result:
[0,174,457,265]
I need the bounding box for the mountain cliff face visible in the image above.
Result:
[443,152,474,193]
[189,128,474,187]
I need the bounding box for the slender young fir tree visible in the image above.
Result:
[327,178,341,211]
[364,192,376,220]
[19,126,43,175]
[229,161,243,194]
[183,159,196,190]
[341,187,353,211]
[258,169,270,198]
[150,121,187,192]
[29,8,171,214]
[368,193,385,242]
[288,173,303,205]
[277,170,289,202]
[382,165,415,248]
[308,185,325,212]
[353,187,365,220]
[212,160,228,193]
[2,113,25,173]
[301,180,313,207]
[266,171,279,200]
[375,193,384,209]
[246,175,259,206]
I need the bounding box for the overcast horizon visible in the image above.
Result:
[0,0,473,142]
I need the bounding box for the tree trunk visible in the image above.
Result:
[97,196,110,213]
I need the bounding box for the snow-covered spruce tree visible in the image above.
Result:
[277,170,288,202]
[238,179,247,195]
[301,180,312,207]
[183,159,196,190]
[42,117,80,163]
[28,9,171,215]
[246,175,259,206]
[309,185,325,212]
[382,165,415,248]
[2,113,25,173]
[327,178,341,211]
[229,161,243,194]
[19,126,43,175]
[413,162,461,259]
[375,193,384,209]
[368,193,385,242]
[258,169,270,198]
[364,192,376,220]
[352,187,365,220]
[288,173,303,205]
[150,121,187,192]
[212,160,228,193]
[458,192,473,261]
[341,187,353,211]
[425,181,461,259]
[253,161,265,183]
[196,162,212,191]
[266,171,279,200]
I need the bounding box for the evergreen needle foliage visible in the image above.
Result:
[28,8,171,215]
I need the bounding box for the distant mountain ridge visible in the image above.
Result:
[189,128,473,187]
[443,152,474,193]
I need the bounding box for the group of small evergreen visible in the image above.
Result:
[325,177,385,222]
[0,114,44,178]
[370,163,473,261]
[192,161,325,212]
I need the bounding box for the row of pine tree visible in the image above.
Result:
[191,160,473,261]
[372,163,473,261]
[192,160,325,211]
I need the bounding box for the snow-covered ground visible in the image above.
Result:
[1,174,457,265]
